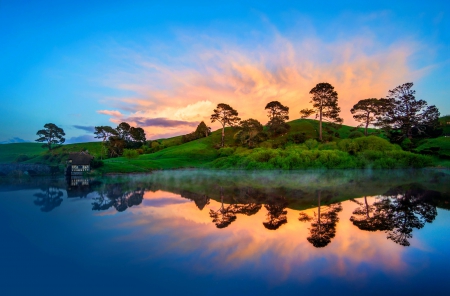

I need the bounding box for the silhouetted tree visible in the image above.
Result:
[94,126,118,159]
[349,196,392,231]
[265,101,290,136]
[34,186,63,212]
[130,127,146,144]
[116,122,131,141]
[263,196,288,230]
[350,98,388,136]
[195,121,211,138]
[382,185,438,246]
[376,82,440,142]
[92,183,144,212]
[300,83,342,141]
[211,103,241,147]
[299,191,342,248]
[209,187,237,228]
[35,123,65,150]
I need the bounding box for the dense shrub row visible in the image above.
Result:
[210,136,432,170]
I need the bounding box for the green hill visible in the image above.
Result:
[1,117,448,173]
[0,143,47,164]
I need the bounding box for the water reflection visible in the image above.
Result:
[299,190,342,247]
[92,183,144,212]
[33,186,63,212]
[350,184,439,246]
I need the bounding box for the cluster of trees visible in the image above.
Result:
[350,82,440,144]
[211,101,291,148]
[181,121,211,143]
[210,81,440,148]
[94,122,146,158]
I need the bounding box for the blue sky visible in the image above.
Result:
[1,1,449,143]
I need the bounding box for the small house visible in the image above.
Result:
[66,152,94,176]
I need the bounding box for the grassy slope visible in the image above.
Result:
[1,118,447,172]
[0,143,47,163]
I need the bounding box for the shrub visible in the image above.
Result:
[91,159,104,169]
[305,139,318,150]
[288,132,308,144]
[218,147,235,157]
[123,149,139,161]
[15,154,30,162]
[348,131,364,139]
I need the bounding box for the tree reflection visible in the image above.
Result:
[350,185,438,247]
[92,183,144,212]
[209,187,237,228]
[34,186,63,212]
[263,196,288,230]
[299,191,342,248]
[349,196,392,232]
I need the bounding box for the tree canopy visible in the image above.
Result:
[351,98,388,136]
[300,83,342,141]
[265,101,290,136]
[376,82,440,142]
[210,103,240,147]
[35,123,65,150]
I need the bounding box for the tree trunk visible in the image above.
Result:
[319,110,323,141]
[221,124,225,147]
[364,196,369,218]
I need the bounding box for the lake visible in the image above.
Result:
[1,169,449,295]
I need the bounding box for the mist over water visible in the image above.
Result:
[1,169,449,295]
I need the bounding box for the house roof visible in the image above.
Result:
[68,152,93,165]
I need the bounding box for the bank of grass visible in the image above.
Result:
[210,136,433,170]
[414,137,450,159]
[0,143,47,163]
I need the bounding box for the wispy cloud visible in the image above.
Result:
[126,117,198,128]
[73,125,95,133]
[94,24,427,138]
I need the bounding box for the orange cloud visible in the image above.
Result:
[98,31,424,138]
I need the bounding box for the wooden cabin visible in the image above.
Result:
[66,152,94,176]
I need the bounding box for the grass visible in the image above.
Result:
[1,118,448,173]
[415,137,450,159]
[0,143,47,163]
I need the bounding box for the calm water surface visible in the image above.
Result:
[1,170,450,295]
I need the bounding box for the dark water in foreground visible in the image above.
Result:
[1,169,450,295]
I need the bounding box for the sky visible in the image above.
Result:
[1,0,449,143]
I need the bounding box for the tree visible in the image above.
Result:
[130,127,146,144]
[235,118,263,147]
[116,122,131,141]
[34,186,63,212]
[265,101,290,136]
[195,121,211,137]
[376,82,440,142]
[210,103,240,147]
[94,126,118,159]
[300,83,343,141]
[350,98,388,136]
[35,123,65,150]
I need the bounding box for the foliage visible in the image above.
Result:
[300,83,343,141]
[211,103,240,147]
[265,101,290,136]
[235,118,264,147]
[123,149,139,161]
[351,98,388,136]
[288,132,308,144]
[182,121,212,144]
[348,131,365,139]
[90,158,104,169]
[376,82,440,142]
[35,123,66,150]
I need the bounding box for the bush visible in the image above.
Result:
[218,147,235,157]
[348,131,364,139]
[123,149,139,161]
[91,159,104,169]
[288,132,308,144]
[305,139,318,150]
[15,154,30,162]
